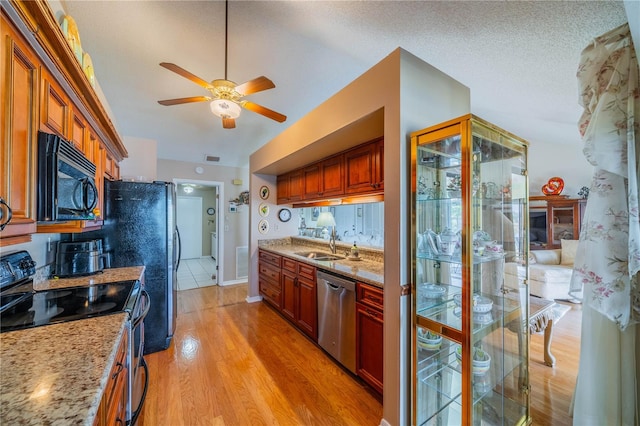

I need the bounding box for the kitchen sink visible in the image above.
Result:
[294,251,345,261]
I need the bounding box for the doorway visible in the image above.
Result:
[174,179,224,290]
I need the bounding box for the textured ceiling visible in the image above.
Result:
[59,0,629,169]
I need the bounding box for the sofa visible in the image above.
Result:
[504,240,579,301]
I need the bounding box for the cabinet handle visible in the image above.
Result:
[0,197,13,231]
[367,296,382,304]
[116,417,124,425]
[366,309,379,318]
[111,362,124,379]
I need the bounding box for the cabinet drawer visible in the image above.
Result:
[282,257,297,273]
[259,278,282,308]
[259,250,281,267]
[297,263,316,282]
[259,262,281,283]
[104,329,128,419]
[357,282,384,310]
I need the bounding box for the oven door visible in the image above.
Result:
[129,289,150,425]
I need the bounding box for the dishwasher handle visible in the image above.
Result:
[317,270,356,292]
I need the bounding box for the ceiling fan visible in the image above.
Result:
[157,1,286,129]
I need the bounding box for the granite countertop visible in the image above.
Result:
[35,266,145,291]
[259,242,384,288]
[0,313,128,425]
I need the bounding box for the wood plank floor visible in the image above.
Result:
[139,284,383,425]
[139,285,582,425]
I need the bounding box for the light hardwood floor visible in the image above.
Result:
[139,285,582,425]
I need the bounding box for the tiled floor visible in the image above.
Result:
[177,257,218,291]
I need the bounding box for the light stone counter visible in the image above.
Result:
[259,240,384,288]
[0,313,128,425]
[35,266,145,291]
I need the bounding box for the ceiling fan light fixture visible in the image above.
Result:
[210,99,241,119]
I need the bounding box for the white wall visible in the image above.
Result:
[528,139,593,196]
[157,159,248,284]
[120,136,158,181]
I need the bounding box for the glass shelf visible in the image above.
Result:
[412,115,530,425]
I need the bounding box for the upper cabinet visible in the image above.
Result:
[277,138,382,205]
[0,13,39,245]
[1,2,127,243]
[345,138,383,194]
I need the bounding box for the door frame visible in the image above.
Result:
[173,178,224,286]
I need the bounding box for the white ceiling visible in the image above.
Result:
[59,0,629,169]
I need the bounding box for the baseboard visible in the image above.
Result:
[220,278,247,286]
[246,295,262,303]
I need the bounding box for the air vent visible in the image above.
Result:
[205,155,220,163]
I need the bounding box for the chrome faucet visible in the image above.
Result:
[329,226,337,254]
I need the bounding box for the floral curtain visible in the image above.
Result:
[569,22,640,329]
[569,22,639,425]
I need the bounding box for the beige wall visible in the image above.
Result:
[249,48,471,426]
[176,185,217,256]
[157,159,249,284]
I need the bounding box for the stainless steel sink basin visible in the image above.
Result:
[294,251,345,261]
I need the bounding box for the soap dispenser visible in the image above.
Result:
[350,242,359,258]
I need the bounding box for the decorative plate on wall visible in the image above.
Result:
[258,203,269,217]
[259,186,270,200]
[258,219,269,234]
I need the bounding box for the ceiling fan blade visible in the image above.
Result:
[235,76,275,96]
[222,117,236,129]
[159,62,213,89]
[242,101,287,123]
[158,96,211,106]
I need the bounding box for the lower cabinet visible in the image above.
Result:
[258,251,282,309]
[94,328,128,426]
[356,282,384,395]
[259,250,317,340]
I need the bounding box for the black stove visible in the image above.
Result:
[0,250,140,333]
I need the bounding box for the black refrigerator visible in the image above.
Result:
[87,180,179,354]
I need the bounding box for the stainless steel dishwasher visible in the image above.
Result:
[317,270,356,373]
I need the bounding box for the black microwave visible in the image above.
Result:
[37,131,98,222]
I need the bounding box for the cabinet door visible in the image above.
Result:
[41,69,69,138]
[281,269,297,322]
[321,154,344,198]
[303,163,322,199]
[374,139,384,191]
[277,174,290,203]
[345,143,377,194]
[0,16,38,244]
[71,110,88,152]
[356,301,383,394]
[296,262,317,339]
[288,170,303,202]
[547,199,583,248]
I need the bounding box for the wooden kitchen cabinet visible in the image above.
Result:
[295,262,317,339]
[258,250,282,309]
[0,13,39,246]
[356,282,384,395]
[277,170,303,204]
[546,198,586,249]
[40,69,70,139]
[276,140,382,204]
[94,328,128,426]
[276,253,317,338]
[303,154,345,199]
[345,137,384,195]
[281,257,297,323]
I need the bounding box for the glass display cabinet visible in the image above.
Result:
[411,115,530,425]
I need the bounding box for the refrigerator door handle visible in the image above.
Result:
[176,226,182,272]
